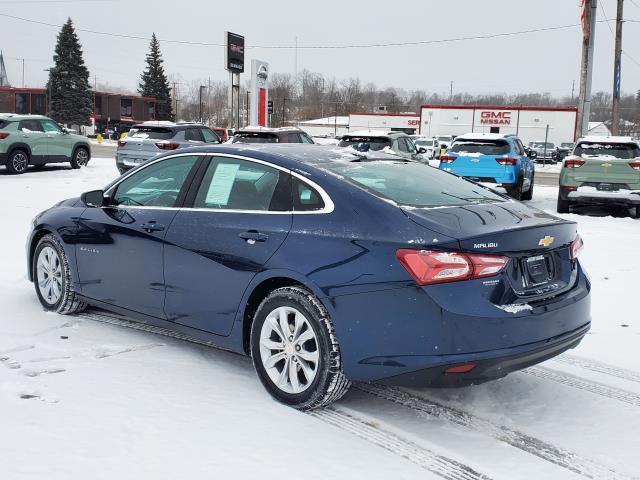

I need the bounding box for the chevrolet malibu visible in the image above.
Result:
[27,144,591,410]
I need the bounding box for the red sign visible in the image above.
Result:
[408,119,420,126]
[480,111,511,125]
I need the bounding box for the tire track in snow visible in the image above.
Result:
[357,383,628,480]
[525,367,640,408]
[553,355,640,385]
[311,407,493,480]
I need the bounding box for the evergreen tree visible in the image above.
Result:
[139,33,173,121]
[47,18,92,126]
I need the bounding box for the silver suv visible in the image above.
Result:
[338,131,427,161]
[116,122,221,173]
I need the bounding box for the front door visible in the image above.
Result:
[41,119,72,160]
[164,155,293,336]
[17,119,48,162]
[75,154,201,318]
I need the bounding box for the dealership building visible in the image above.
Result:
[348,113,421,134]
[418,104,579,145]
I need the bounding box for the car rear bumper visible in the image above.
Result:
[379,322,589,387]
[565,186,640,205]
[116,151,159,171]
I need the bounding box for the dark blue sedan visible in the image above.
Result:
[27,145,591,409]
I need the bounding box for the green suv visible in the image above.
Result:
[0,114,91,174]
[558,136,640,217]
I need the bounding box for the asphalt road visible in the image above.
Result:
[535,171,559,186]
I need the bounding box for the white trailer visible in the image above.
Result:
[348,113,421,135]
[419,105,578,146]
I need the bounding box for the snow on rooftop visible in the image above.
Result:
[455,132,510,141]
[577,135,638,144]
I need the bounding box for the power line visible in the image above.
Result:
[0,11,611,50]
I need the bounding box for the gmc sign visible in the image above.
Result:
[480,111,511,125]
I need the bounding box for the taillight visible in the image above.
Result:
[0,132,10,139]
[439,155,456,163]
[564,158,585,168]
[396,249,509,286]
[496,157,518,166]
[570,234,584,260]
[628,161,640,171]
[156,142,180,150]
[117,140,127,147]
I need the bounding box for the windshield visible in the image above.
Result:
[575,142,640,159]
[128,127,174,140]
[530,142,555,149]
[415,139,434,147]
[323,161,505,208]
[450,140,510,155]
[338,136,392,151]
[232,133,279,143]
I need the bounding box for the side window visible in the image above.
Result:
[293,177,325,212]
[405,137,417,153]
[112,155,199,207]
[397,138,410,153]
[18,120,44,133]
[300,133,314,144]
[201,128,219,143]
[287,133,302,143]
[41,120,62,133]
[185,128,204,142]
[513,140,525,156]
[193,157,290,211]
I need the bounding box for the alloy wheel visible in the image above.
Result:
[36,246,63,305]
[76,149,88,166]
[12,152,28,172]
[259,306,320,394]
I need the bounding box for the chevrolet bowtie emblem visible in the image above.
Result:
[601,163,612,168]
[538,235,555,247]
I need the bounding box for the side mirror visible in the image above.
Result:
[527,150,538,160]
[81,189,106,207]
[417,147,427,154]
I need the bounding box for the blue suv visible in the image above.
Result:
[439,133,536,200]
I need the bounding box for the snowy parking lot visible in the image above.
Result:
[1,158,639,480]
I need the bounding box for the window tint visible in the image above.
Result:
[194,157,290,211]
[41,120,62,133]
[287,133,301,143]
[397,138,410,153]
[338,136,391,151]
[324,161,505,208]
[293,177,325,211]
[450,141,510,155]
[18,120,44,133]
[405,137,417,153]
[113,155,198,207]
[201,128,219,143]
[232,133,279,143]
[575,142,640,159]
[513,140,524,156]
[185,128,204,142]
[300,133,314,144]
[128,127,174,140]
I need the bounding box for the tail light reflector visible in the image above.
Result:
[439,155,456,163]
[496,157,518,166]
[117,140,127,147]
[564,158,586,168]
[444,363,478,374]
[629,161,640,171]
[156,142,180,150]
[396,249,509,286]
[0,132,10,139]
[561,185,578,191]
[570,234,584,260]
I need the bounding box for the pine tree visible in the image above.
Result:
[47,18,92,127]
[139,33,173,121]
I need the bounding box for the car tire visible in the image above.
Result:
[250,286,351,410]
[557,192,571,214]
[33,233,87,314]
[521,174,534,201]
[507,176,524,200]
[6,149,30,174]
[633,205,640,219]
[70,147,90,169]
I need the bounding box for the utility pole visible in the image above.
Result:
[571,80,575,102]
[450,81,453,102]
[16,58,25,87]
[199,85,206,124]
[611,0,624,135]
[576,0,597,139]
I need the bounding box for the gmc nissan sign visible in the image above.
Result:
[480,111,512,125]
[225,32,245,73]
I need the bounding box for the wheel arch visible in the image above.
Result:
[27,226,60,282]
[72,143,91,159]
[8,143,32,158]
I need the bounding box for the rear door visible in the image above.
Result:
[163,155,293,336]
[17,119,48,160]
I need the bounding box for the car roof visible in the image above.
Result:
[132,121,208,129]
[0,113,50,121]
[236,126,304,134]
[343,130,408,138]
[454,133,513,141]
[577,135,638,144]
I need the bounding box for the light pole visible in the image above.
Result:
[16,58,25,87]
[199,85,207,124]
[43,68,51,114]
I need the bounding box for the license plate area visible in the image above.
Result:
[596,183,618,191]
[523,254,554,287]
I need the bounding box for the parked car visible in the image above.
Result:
[0,114,91,174]
[411,135,440,160]
[116,122,221,174]
[436,135,454,149]
[439,133,536,200]
[28,144,591,409]
[554,142,575,162]
[557,136,640,217]
[339,131,426,161]
[528,141,557,163]
[231,127,315,144]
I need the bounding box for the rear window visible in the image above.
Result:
[415,139,434,147]
[450,140,510,155]
[232,132,279,143]
[338,136,392,151]
[437,136,451,142]
[128,127,174,140]
[530,142,555,149]
[575,142,640,159]
[323,161,505,208]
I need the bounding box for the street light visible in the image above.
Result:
[199,85,207,124]
[43,68,51,114]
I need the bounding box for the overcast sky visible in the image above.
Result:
[1,0,639,99]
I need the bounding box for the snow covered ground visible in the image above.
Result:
[1,159,639,480]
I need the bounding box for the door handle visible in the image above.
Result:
[239,230,268,244]
[141,221,165,233]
